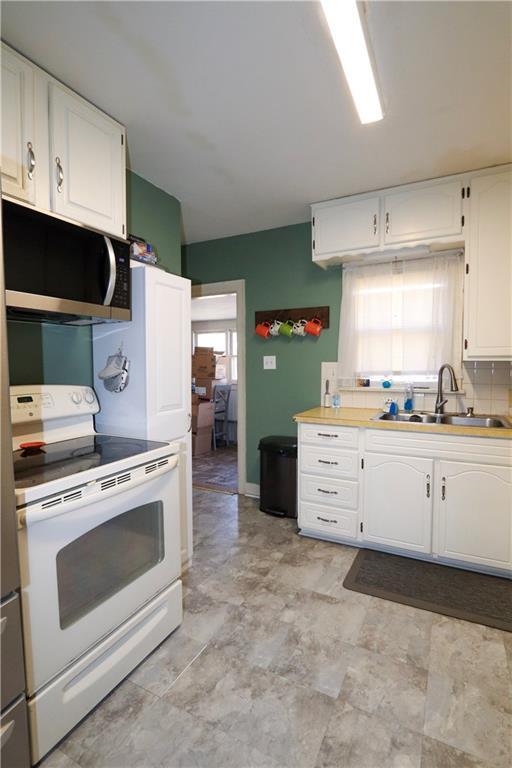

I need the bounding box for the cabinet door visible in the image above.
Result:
[147,269,192,442]
[464,170,512,359]
[363,453,433,553]
[434,461,512,570]
[383,180,462,245]
[1,46,36,203]
[313,195,380,258]
[49,83,126,237]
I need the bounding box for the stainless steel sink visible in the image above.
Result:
[437,415,510,428]
[372,412,511,428]
[373,412,437,423]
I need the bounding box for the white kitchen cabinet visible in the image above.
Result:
[1,43,126,238]
[297,422,360,542]
[49,83,126,238]
[362,453,433,554]
[464,169,512,360]
[383,180,462,245]
[434,460,512,570]
[1,46,36,203]
[312,194,380,261]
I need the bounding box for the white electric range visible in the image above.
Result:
[11,385,183,764]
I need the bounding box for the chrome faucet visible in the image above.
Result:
[435,364,459,414]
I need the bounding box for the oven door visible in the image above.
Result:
[17,463,180,695]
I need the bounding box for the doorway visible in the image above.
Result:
[191,280,246,495]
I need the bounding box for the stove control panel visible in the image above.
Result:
[10,385,100,424]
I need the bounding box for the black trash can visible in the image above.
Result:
[258,435,297,518]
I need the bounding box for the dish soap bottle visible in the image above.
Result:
[404,383,414,412]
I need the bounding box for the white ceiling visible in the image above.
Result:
[2,2,511,244]
[191,293,237,321]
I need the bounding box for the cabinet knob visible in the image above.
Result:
[441,476,446,501]
[426,474,431,499]
[385,212,390,234]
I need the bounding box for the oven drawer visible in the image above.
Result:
[1,593,25,711]
[300,423,358,448]
[300,473,359,510]
[300,445,359,480]
[29,580,182,764]
[299,502,358,540]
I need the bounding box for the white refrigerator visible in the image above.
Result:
[92,262,192,563]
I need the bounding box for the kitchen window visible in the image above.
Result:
[338,254,464,383]
[193,329,238,383]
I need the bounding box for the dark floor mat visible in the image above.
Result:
[343,548,512,632]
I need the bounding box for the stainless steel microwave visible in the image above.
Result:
[2,200,131,324]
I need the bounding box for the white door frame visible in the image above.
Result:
[191,280,246,495]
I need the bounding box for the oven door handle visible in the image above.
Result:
[103,236,117,306]
[18,454,179,529]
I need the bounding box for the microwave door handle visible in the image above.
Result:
[103,236,117,306]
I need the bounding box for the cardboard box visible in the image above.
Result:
[192,349,216,378]
[194,377,220,400]
[192,426,212,456]
[191,401,214,433]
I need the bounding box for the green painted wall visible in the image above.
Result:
[7,171,181,386]
[183,223,342,485]
[126,171,182,275]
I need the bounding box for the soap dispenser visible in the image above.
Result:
[404,383,414,412]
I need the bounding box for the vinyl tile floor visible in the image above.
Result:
[44,490,511,768]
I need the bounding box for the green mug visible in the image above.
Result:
[279,319,294,338]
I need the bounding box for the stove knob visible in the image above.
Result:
[84,391,95,404]
[71,392,82,405]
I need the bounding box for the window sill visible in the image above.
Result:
[338,386,466,396]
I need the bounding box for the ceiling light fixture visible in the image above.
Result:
[320,0,384,124]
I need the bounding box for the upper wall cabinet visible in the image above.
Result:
[1,43,126,239]
[382,180,462,245]
[312,176,465,267]
[50,84,125,237]
[1,47,36,204]
[313,195,380,259]
[464,168,512,360]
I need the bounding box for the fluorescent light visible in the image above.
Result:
[320,0,383,124]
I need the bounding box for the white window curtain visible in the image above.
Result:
[338,254,464,379]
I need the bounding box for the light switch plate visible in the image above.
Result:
[263,355,276,370]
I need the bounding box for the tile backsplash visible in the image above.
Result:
[323,361,512,416]
[459,361,511,417]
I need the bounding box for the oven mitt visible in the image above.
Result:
[98,353,126,380]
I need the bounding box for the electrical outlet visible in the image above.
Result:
[263,355,276,370]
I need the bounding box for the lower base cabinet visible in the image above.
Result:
[362,453,433,554]
[298,422,512,574]
[434,460,512,570]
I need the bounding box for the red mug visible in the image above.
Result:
[255,321,272,338]
[304,317,323,336]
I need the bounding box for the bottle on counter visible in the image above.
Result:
[404,383,414,412]
[323,379,332,408]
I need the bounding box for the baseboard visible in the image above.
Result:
[244,482,260,499]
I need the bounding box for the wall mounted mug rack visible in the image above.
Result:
[254,306,329,339]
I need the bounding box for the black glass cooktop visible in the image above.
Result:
[13,434,169,489]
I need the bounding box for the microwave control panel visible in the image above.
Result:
[112,249,130,309]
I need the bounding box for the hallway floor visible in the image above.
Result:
[192,446,237,493]
[43,490,511,768]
